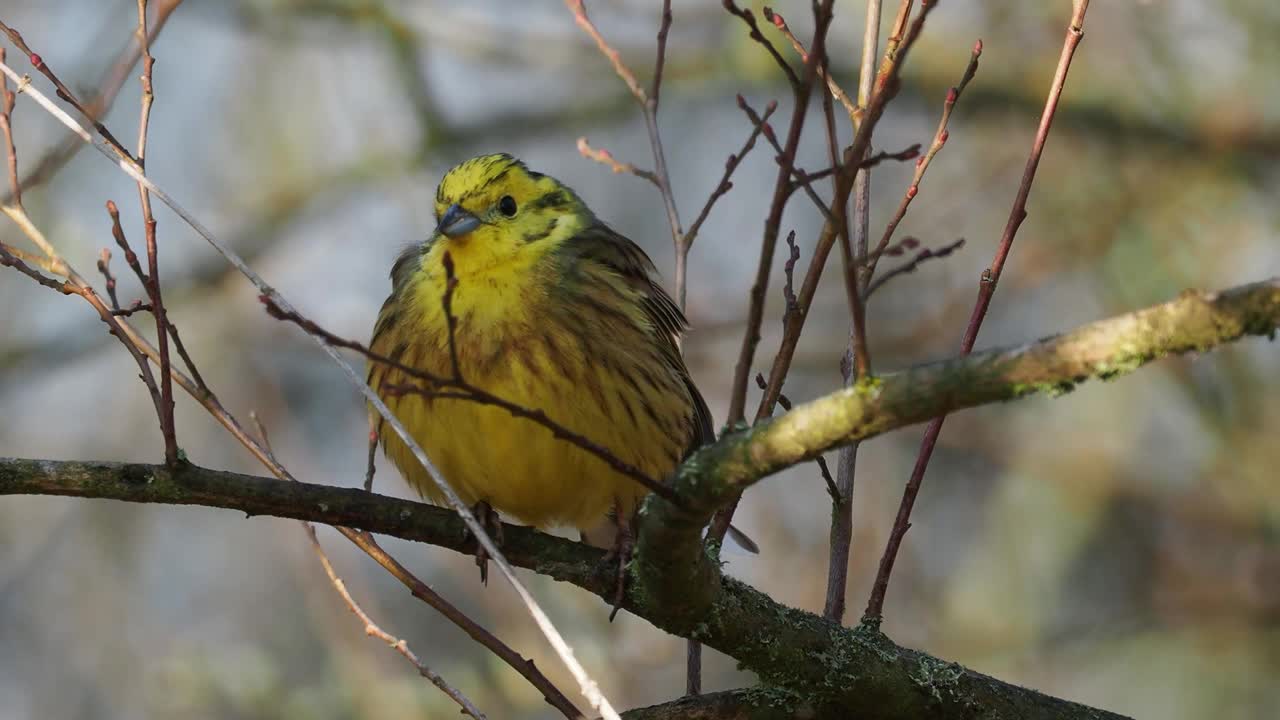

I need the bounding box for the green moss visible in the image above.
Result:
[1011,379,1078,398]
[1096,351,1156,381]
[911,655,965,702]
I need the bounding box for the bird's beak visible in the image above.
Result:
[437,203,481,239]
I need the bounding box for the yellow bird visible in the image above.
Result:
[368,153,752,554]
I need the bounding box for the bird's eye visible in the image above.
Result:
[498,195,518,217]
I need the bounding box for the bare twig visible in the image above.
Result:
[713,0,835,552]
[865,0,1092,623]
[722,1,800,89]
[0,21,135,163]
[2,0,181,203]
[864,39,982,283]
[755,373,838,501]
[576,137,660,187]
[725,0,834,424]
[565,0,685,307]
[824,0,881,623]
[96,249,121,310]
[863,237,966,299]
[762,7,859,121]
[304,522,488,719]
[737,98,834,221]
[133,0,178,466]
[247,411,489,720]
[682,98,775,251]
[752,0,939,430]
[0,54,620,720]
[0,48,18,205]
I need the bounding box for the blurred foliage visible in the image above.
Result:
[0,1,1276,719]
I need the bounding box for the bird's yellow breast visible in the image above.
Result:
[371,239,694,531]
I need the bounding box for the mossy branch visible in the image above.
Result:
[3,279,1276,718]
[633,279,1279,614]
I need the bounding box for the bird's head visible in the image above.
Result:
[432,154,588,263]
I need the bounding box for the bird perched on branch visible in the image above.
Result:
[367,153,753,584]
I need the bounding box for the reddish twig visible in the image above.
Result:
[110,299,154,317]
[715,0,836,548]
[864,0,1092,623]
[752,0,938,427]
[304,522,488,719]
[863,237,966,299]
[860,145,921,169]
[565,0,686,306]
[864,39,982,283]
[1,0,183,205]
[244,407,488,712]
[763,7,859,121]
[755,373,838,501]
[575,137,659,187]
[737,98,834,221]
[724,0,834,424]
[132,0,178,465]
[682,98,776,251]
[96,248,121,310]
[246,412,488,719]
[104,199,209,394]
[0,21,135,164]
[722,1,800,89]
[351,532,584,719]
[0,48,18,205]
[717,0,936,557]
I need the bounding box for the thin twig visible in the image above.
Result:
[682,97,775,251]
[133,0,178,466]
[824,0,881,623]
[865,0,1092,623]
[0,54,620,720]
[96,248,121,310]
[737,99,834,221]
[248,411,488,720]
[305,522,488,719]
[762,7,859,121]
[0,0,183,204]
[864,39,982,283]
[575,137,659,187]
[564,0,684,307]
[713,0,835,548]
[752,0,938,427]
[722,1,800,89]
[755,373,837,501]
[863,237,966,299]
[0,48,18,206]
[0,21,135,163]
[724,0,833,423]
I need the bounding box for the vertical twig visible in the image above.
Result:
[133,0,177,465]
[864,0,1092,623]
[0,48,18,208]
[824,0,882,625]
[863,39,982,284]
[725,0,834,423]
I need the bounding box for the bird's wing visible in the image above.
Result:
[558,223,715,451]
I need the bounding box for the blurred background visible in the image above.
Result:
[1,1,1277,718]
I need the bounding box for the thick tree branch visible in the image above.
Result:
[0,456,1122,719]
[638,276,1280,596]
[6,280,1275,718]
